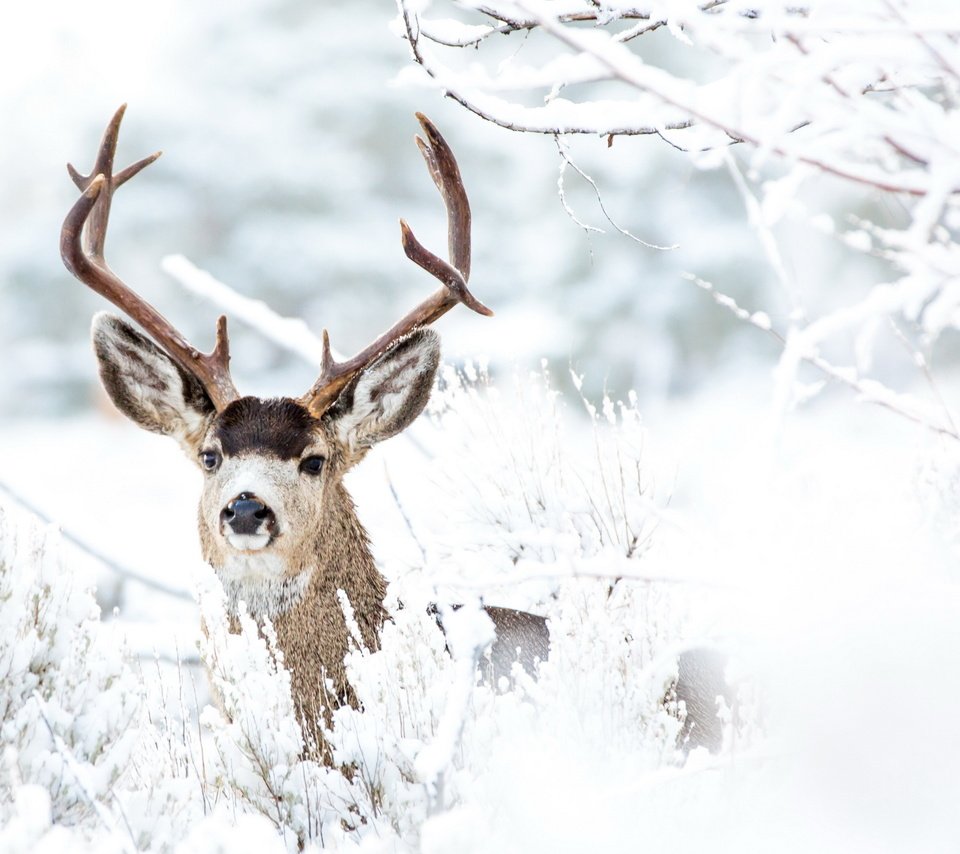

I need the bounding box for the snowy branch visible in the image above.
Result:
[162,254,329,367]
[397,1,960,194]
[396,0,960,433]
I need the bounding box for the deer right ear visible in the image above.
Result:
[326,328,440,460]
[92,312,216,456]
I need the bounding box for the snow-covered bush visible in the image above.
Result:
[422,362,714,738]
[186,565,467,849]
[194,572,332,848]
[72,359,698,852]
[420,363,665,597]
[0,500,142,849]
[0,353,742,852]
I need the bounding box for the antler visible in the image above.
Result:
[61,105,240,411]
[300,113,492,418]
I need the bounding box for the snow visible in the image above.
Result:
[6,0,960,850]
[5,359,960,850]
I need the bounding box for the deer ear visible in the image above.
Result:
[92,312,215,456]
[328,328,440,454]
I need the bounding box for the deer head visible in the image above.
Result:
[61,106,489,602]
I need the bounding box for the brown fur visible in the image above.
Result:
[479,606,550,685]
[215,398,317,460]
[265,482,386,759]
[182,339,437,761]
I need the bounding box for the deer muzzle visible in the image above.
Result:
[221,492,276,549]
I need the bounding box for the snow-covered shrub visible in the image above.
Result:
[0,500,143,843]
[192,568,488,849]
[358,366,724,827]
[374,365,732,845]
[194,571,353,849]
[420,364,695,700]
[421,363,664,598]
[435,364,707,693]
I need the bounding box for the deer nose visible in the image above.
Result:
[221,492,275,536]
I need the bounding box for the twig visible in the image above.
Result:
[510,0,947,196]
[883,0,960,81]
[555,137,678,250]
[396,0,693,137]
[384,464,428,564]
[415,0,775,49]
[723,153,802,318]
[162,254,329,365]
[887,317,959,437]
[435,561,737,591]
[683,272,960,441]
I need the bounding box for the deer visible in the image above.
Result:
[61,106,728,762]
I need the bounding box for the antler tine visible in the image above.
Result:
[61,106,240,412]
[301,114,492,418]
[413,111,471,282]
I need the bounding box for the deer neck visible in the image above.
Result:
[301,483,388,645]
[211,481,387,635]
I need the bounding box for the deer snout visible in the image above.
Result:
[221,492,276,536]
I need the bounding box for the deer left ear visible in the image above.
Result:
[327,328,440,454]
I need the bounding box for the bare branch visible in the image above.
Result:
[555,137,678,250]
[398,1,956,195]
[0,480,193,601]
[683,272,960,441]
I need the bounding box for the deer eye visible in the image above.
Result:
[200,450,221,471]
[299,455,325,476]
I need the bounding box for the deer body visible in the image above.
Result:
[63,107,727,764]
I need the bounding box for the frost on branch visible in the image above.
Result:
[397,0,959,192]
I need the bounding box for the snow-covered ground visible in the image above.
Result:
[3,358,960,852]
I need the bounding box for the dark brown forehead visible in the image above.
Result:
[214,397,318,459]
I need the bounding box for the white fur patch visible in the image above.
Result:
[92,312,211,453]
[225,532,272,551]
[218,548,287,583]
[218,551,310,619]
[215,456,293,523]
[336,332,438,447]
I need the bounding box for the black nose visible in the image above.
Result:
[221,492,275,536]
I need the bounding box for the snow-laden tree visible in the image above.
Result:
[397,0,960,436]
